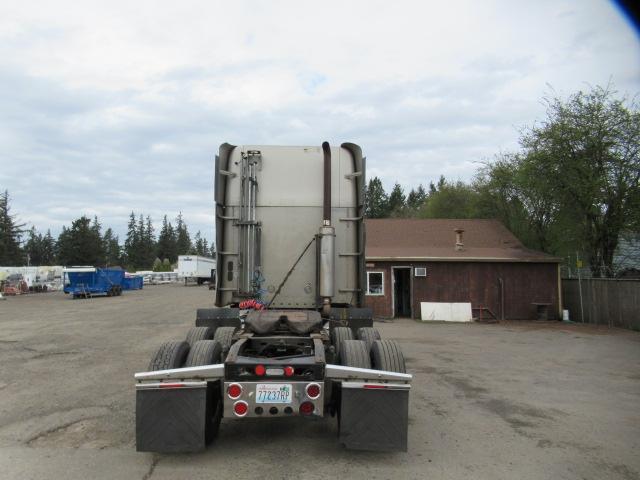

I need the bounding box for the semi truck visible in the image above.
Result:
[135,142,412,453]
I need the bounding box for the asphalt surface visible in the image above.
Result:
[0,285,638,480]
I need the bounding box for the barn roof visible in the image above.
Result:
[365,218,561,263]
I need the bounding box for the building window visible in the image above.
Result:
[366,271,384,295]
[414,267,427,277]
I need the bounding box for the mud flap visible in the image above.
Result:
[196,308,241,329]
[330,307,373,334]
[338,383,409,452]
[136,382,220,453]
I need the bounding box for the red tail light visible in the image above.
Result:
[299,401,314,415]
[227,383,242,399]
[233,401,248,417]
[255,364,266,376]
[306,383,321,399]
[284,366,294,377]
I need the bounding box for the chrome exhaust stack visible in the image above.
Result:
[319,141,335,316]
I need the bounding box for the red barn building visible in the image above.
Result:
[364,219,561,320]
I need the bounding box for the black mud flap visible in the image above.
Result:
[195,308,241,329]
[136,382,220,453]
[339,384,409,452]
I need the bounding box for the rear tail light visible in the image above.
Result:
[284,366,294,377]
[306,383,321,399]
[299,401,314,415]
[227,383,242,399]
[233,401,248,417]
[255,364,266,376]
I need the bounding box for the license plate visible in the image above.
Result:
[255,384,292,404]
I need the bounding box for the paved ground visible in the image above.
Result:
[0,285,639,480]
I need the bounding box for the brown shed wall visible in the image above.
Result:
[365,261,560,320]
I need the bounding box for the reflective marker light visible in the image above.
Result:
[284,366,295,377]
[227,383,242,399]
[299,401,314,415]
[306,383,321,399]
[234,401,248,417]
[255,364,266,376]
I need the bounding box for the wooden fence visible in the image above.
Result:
[561,278,640,330]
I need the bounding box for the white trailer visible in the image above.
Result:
[178,255,215,285]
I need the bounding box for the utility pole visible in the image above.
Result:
[576,251,585,323]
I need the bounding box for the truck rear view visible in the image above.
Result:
[135,142,412,452]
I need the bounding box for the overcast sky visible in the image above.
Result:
[1,0,638,243]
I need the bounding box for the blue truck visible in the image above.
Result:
[63,267,125,298]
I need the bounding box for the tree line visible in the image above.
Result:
[365,85,639,278]
[0,199,214,271]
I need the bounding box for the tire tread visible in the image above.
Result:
[148,341,190,371]
[339,340,372,369]
[371,340,406,373]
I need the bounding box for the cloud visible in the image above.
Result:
[0,0,638,243]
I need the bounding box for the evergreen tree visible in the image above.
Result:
[42,230,56,264]
[156,215,178,263]
[24,227,43,266]
[143,215,156,268]
[193,231,208,256]
[103,228,121,266]
[388,182,406,216]
[136,214,147,268]
[124,212,140,270]
[56,216,105,266]
[24,227,55,265]
[406,184,427,211]
[0,190,25,265]
[175,212,192,255]
[365,177,390,218]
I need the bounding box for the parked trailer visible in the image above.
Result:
[122,274,144,291]
[178,255,216,285]
[63,267,124,298]
[136,143,412,453]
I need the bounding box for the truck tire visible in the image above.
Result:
[371,340,406,373]
[148,341,190,371]
[213,326,236,351]
[184,340,222,366]
[185,326,214,346]
[331,327,354,362]
[339,340,372,369]
[356,327,381,352]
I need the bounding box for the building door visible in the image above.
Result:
[393,267,411,318]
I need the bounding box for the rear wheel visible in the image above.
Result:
[148,341,190,370]
[213,326,236,352]
[339,340,372,369]
[356,327,381,352]
[184,340,222,366]
[185,326,214,346]
[331,327,354,363]
[371,340,406,373]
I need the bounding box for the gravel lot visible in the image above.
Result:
[0,285,639,480]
